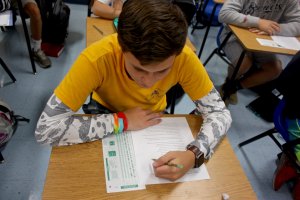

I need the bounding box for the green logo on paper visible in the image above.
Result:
[108,151,116,157]
[109,141,115,146]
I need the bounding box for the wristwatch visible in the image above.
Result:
[186,144,204,168]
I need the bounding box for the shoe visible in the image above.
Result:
[293,177,300,200]
[272,153,299,191]
[219,83,238,105]
[33,49,51,68]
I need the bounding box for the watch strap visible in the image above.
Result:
[187,144,204,168]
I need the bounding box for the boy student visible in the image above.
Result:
[12,0,51,68]
[91,0,125,19]
[218,0,300,105]
[35,0,231,181]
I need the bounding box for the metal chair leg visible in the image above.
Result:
[239,127,277,147]
[0,57,17,82]
[203,48,218,66]
[203,31,232,66]
[222,50,246,101]
[198,4,218,59]
[0,152,4,163]
[170,85,177,114]
[17,0,37,74]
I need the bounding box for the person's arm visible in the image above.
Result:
[35,94,115,146]
[276,1,300,36]
[189,87,232,158]
[219,0,281,35]
[152,88,232,181]
[91,0,122,19]
[35,94,162,146]
[218,0,260,28]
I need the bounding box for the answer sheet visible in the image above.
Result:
[271,36,300,51]
[102,117,210,193]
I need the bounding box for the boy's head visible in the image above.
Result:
[117,0,188,66]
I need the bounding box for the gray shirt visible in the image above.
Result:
[219,0,300,36]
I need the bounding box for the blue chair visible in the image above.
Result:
[192,0,222,32]
[239,98,300,171]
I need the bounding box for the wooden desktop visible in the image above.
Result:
[229,24,300,55]
[42,115,257,200]
[86,17,197,52]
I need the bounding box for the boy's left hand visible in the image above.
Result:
[152,150,195,181]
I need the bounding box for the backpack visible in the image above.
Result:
[0,100,29,163]
[41,0,70,44]
[0,0,10,13]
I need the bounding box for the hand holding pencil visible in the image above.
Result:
[152,150,195,181]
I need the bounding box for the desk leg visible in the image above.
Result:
[222,50,245,101]
[17,0,37,74]
[198,4,218,59]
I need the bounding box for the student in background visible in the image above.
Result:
[218,0,300,105]
[35,0,231,181]
[273,51,300,200]
[12,0,51,68]
[91,0,125,19]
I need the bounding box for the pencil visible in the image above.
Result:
[152,159,184,169]
[93,25,103,35]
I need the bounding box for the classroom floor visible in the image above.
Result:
[0,3,295,200]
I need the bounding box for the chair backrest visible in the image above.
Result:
[200,0,222,26]
[273,98,290,142]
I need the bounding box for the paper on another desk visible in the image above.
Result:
[256,38,284,49]
[102,117,210,193]
[271,36,300,51]
[0,10,13,26]
[256,37,300,51]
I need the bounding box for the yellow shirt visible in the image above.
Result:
[55,34,213,112]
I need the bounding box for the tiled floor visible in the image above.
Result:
[0,3,294,200]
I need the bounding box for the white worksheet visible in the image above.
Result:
[102,117,210,193]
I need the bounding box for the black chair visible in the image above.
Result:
[192,0,222,32]
[192,0,222,58]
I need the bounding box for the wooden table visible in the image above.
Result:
[218,24,300,100]
[42,115,257,200]
[229,25,300,55]
[86,17,197,52]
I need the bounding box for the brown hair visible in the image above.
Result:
[117,0,188,65]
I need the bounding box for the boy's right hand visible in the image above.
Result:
[257,19,280,35]
[124,107,162,131]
